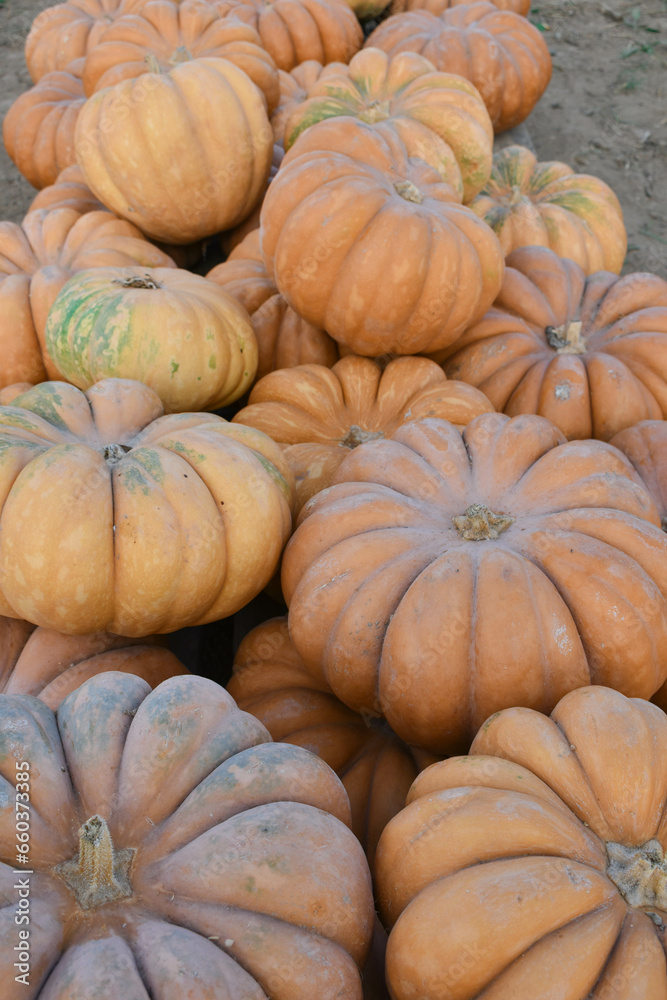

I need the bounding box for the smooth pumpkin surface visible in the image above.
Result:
[366,1,552,132]
[469,144,627,274]
[0,379,294,635]
[0,672,374,998]
[435,246,667,441]
[234,355,494,514]
[282,413,667,754]
[260,120,505,356]
[45,266,258,412]
[280,48,494,203]
[219,143,284,256]
[377,686,667,1000]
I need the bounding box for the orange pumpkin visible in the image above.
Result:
[611,421,667,531]
[0,207,174,390]
[260,119,505,356]
[212,0,363,72]
[208,230,338,382]
[0,672,374,996]
[282,413,667,754]
[0,384,34,404]
[0,379,294,635]
[75,58,274,244]
[218,142,284,257]
[228,617,438,867]
[235,355,494,513]
[391,0,530,13]
[366,1,552,132]
[28,164,106,216]
[377,686,667,1000]
[436,246,667,441]
[469,144,627,273]
[279,48,494,203]
[271,59,327,143]
[0,616,188,708]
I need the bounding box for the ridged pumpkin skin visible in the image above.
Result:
[280,48,494,203]
[0,672,374,998]
[436,246,667,441]
[82,0,280,111]
[272,59,327,142]
[2,59,85,190]
[611,421,667,530]
[0,208,174,391]
[28,164,106,216]
[470,145,627,274]
[377,687,667,1000]
[228,617,438,868]
[219,142,284,256]
[0,617,188,708]
[208,230,338,382]
[260,121,505,356]
[235,355,495,513]
[75,58,274,244]
[0,379,294,636]
[212,0,363,72]
[282,413,667,754]
[391,0,530,14]
[45,266,258,412]
[366,2,552,132]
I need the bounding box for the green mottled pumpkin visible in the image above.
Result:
[45,267,258,412]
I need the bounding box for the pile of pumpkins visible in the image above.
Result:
[2,0,667,996]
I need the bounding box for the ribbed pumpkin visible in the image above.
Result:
[81,0,279,111]
[391,0,531,13]
[75,58,274,244]
[611,421,667,531]
[212,0,363,72]
[377,686,667,1000]
[436,246,667,441]
[260,120,505,356]
[228,617,438,868]
[218,142,284,257]
[0,384,34,405]
[366,1,552,132]
[208,230,338,382]
[272,59,327,142]
[235,356,494,513]
[28,164,106,216]
[0,616,188,708]
[0,379,294,636]
[282,413,667,754]
[2,59,85,190]
[0,207,174,390]
[469,145,627,274]
[0,672,374,997]
[279,48,494,203]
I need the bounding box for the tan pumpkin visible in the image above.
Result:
[27,164,106,216]
[391,0,531,14]
[0,616,188,708]
[279,48,494,203]
[436,246,667,441]
[282,413,667,754]
[212,0,363,72]
[376,686,667,1000]
[366,1,552,132]
[218,142,285,257]
[271,59,327,143]
[235,355,494,513]
[0,384,34,405]
[0,207,174,390]
[0,379,294,635]
[469,144,627,274]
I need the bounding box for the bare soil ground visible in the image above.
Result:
[1,0,666,278]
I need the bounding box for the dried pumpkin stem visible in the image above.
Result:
[452,504,515,541]
[112,275,162,290]
[394,180,424,204]
[340,425,385,449]
[144,54,163,74]
[103,443,131,464]
[606,840,667,912]
[508,184,524,206]
[545,320,586,355]
[54,815,135,911]
[169,44,192,65]
[359,100,391,124]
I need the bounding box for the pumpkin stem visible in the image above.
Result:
[340,425,385,449]
[545,321,586,355]
[169,44,192,65]
[606,840,667,911]
[112,274,162,290]
[144,53,163,74]
[359,100,391,124]
[54,815,135,911]
[508,184,524,206]
[452,504,515,541]
[394,180,424,204]
[103,443,131,463]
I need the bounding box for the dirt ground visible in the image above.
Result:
[1,0,666,277]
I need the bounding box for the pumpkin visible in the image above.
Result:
[228,617,438,868]
[282,413,667,754]
[469,144,627,274]
[212,0,363,72]
[234,355,494,514]
[0,616,188,708]
[344,0,391,19]
[366,1,552,132]
[0,378,294,635]
[2,59,86,190]
[45,266,258,412]
[0,385,34,405]
[260,120,505,356]
[279,48,493,203]
[436,246,667,442]
[81,0,280,111]
[391,0,531,14]
[0,207,174,391]
[271,60,327,143]
[376,686,667,1000]
[219,143,285,257]
[0,671,374,997]
[27,164,106,216]
[611,422,667,532]
[75,57,274,244]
